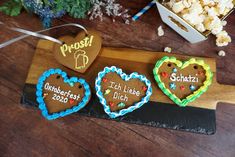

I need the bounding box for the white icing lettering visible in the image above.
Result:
[170,73,177,81]
[123,85,140,96]
[109,81,122,90]
[170,73,199,83]
[106,80,142,102]
[43,82,81,104]
[113,92,128,102]
[60,35,94,57]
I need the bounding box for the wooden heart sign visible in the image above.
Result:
[95,66,152,118]
[153,56,213,107]
[36,68,91,120]
[53,30,102,73]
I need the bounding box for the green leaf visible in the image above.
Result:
[54,0,65,12]
[0,0,23,16]
[64,0,91,18]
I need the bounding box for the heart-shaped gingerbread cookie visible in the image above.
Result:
[53,30,102,73]
[95,66,152,118]
[36,68,91,120]
[153,56,213,107]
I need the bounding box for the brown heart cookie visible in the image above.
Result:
[36,69,91,120]
[95,66,152,118]
[53,30,102,73]
[153,57,213,107]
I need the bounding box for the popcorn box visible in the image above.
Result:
[156,0,235,43]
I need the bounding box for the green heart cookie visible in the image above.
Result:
[153,56,213,107]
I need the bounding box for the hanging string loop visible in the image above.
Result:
[0,22,88,49]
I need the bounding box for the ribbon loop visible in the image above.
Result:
[0,22,88,49]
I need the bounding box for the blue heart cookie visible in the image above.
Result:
[95,66,152,118]
[36,68,91,120]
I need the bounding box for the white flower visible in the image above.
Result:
[89,0,130,23]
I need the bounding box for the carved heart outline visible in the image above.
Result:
[95,66,152,118]
[36,68,91,120]
[153,56,213,107]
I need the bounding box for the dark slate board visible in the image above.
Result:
[21,84,216,135]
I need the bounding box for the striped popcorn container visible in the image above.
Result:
[156,0,235,43]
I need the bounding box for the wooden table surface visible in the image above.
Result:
[0,1,235,157]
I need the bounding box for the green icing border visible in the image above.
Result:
[153,56,213,107]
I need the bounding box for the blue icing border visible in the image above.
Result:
[36,68,91,120]
[95,66,152,118]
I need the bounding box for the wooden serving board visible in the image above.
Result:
[22,39,235,134]
[25,40,235,110]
